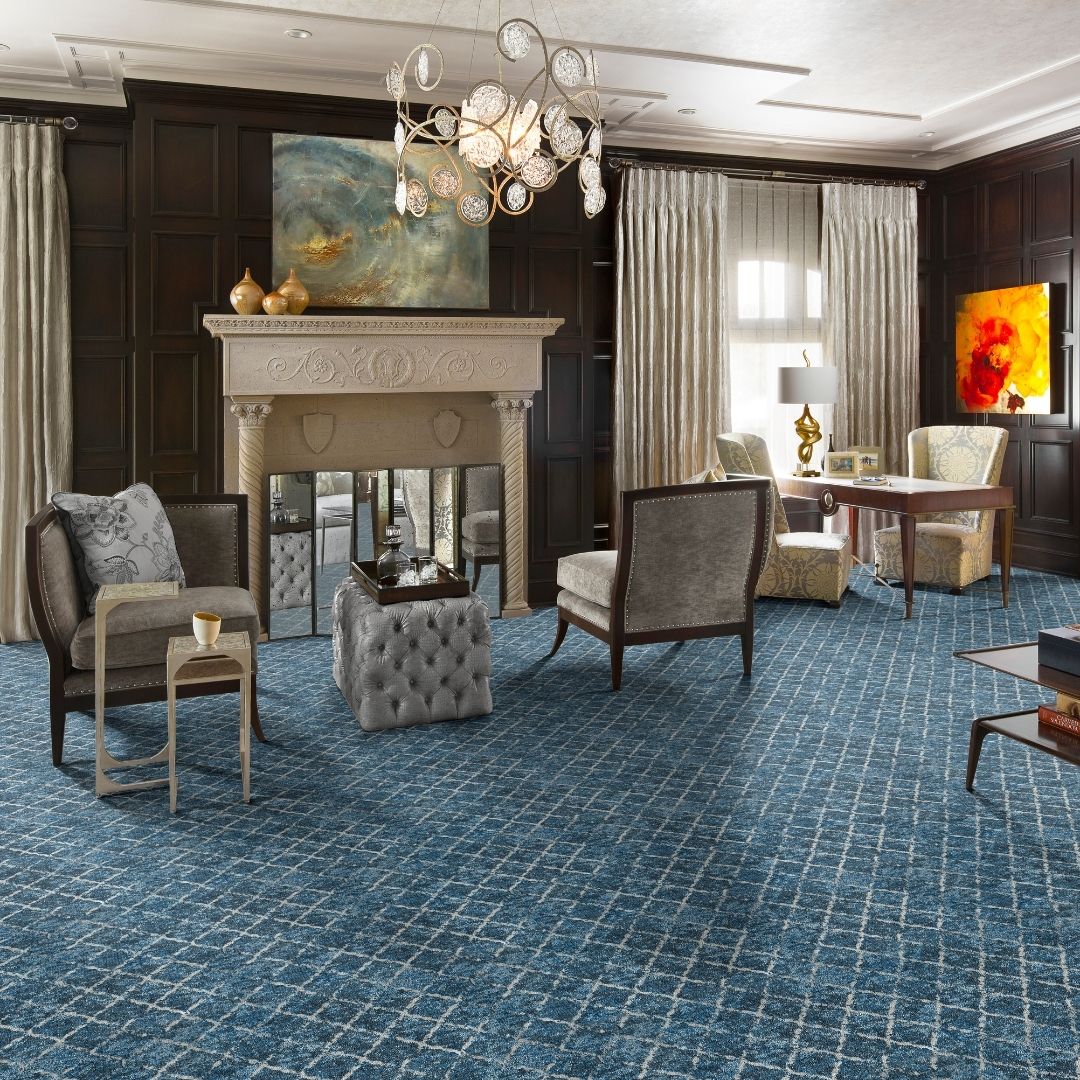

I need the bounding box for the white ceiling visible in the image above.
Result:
[3,0,1080,168]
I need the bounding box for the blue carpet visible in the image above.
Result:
[1,570,1078,1078]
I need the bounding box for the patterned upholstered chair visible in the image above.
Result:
[874,425,1008,591]
[459,465,501,591]
[715,433,852,607]
[549,477,772,690]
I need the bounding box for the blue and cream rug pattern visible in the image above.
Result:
[0,570,1078,1078]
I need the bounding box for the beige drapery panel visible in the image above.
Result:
[614,167,728,493]
[0,125,72,642]
[821,183,919,562]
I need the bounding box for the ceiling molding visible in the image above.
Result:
[758,99,921,123]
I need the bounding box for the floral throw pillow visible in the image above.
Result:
[51,483,187,614]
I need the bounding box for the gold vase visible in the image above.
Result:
[277,267,310,315]
[229,268,265,315]
[262,290,289,316]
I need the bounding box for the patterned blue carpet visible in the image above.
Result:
[1,570,1078,1079]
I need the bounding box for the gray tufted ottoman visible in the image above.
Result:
[332,579,493,731]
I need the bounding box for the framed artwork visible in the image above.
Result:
[824,451,858,479]
[850,445,883,475]
[272,133,489,309]
[955,283,1051,414]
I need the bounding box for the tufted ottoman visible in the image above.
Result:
[332,579,493,731]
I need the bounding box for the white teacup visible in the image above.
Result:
[192,611,222,646]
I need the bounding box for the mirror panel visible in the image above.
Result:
[267,465,502,639]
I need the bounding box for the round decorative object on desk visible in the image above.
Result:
[277,268,310,315]
[229,268,265,315]
[262,290,289,316]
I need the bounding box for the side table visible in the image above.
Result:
[955,641,1080,789]
[95,581,180,798]
[167,631,254,811]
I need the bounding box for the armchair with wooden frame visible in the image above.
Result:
[548,477,772,690]
[25,494,265,766]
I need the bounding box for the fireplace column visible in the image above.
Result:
[491,395,533,619]
[229,396,274,630]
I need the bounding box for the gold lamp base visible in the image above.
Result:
[792,403,822,476]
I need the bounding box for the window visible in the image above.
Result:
[727,181,824,471]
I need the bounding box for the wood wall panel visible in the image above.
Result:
[152,120,219,216]
[70,245,127,340]
[1032,160,1073,243]
[151,233,218,335]
[529,248,582,336]
[544,353,583,443]
[73,356,125,453]
[985,174,1022,251]
[944,187,977,258]
[67,141,127,231]
[151,351,200,456]
[1030,440,1072,523]
[542,457,584,549]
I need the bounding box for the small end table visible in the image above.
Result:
[167,631,254,812]
[95,581,180,798]
[955,641,1080,789]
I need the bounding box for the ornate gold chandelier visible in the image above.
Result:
[386,6,605,227]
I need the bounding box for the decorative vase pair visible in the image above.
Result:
[229,267,310,316]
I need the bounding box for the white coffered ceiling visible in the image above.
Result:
[3,0,1080,168]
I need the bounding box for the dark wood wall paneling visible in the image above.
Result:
[8,81,1079,601]
[925,127,1080,575]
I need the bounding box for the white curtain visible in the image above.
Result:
[614,166,728,493]
[821,183,919,561]
[726,180,823,472]
[0,125,72,642]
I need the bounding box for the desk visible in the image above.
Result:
[955,642,1080,789]
[776,475,1014,619]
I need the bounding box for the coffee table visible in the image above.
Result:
[955,642,1080,790]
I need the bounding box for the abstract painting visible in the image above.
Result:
[955,283,1051,414]
[272,133,488,309]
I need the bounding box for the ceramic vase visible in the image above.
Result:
[277,268,310,315]
[262,290,289,316]
[229,268,265,315]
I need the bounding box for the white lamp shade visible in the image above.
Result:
[777,365,838,405]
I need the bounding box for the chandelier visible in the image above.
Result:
[386,6,605,227]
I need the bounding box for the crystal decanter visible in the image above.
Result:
[270,491,288,526]
[376,524,411,586]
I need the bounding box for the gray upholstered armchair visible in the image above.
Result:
[25,494,264,765]
[548,477,772,690]
[459,465,501,591]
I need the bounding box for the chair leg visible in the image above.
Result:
[610,641,624,691]
[949,587,965,596]
[250,677,267,743]
[471,560,482,591]
[50,694,66,767]
[741,629,753,677]
[548,616,569,658]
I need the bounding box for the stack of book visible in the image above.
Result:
[1037,624,1080,736]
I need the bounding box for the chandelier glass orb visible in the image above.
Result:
[386,12,605,227]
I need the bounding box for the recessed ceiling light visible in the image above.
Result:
[921,131,935,137]
[285,28,312,40]
[677,107,697,116]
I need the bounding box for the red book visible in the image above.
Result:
[1037,703,1080,737]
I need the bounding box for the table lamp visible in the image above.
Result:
[777,353,839,476]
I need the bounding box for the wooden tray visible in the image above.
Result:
[350,560,469,605]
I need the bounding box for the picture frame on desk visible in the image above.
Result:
[824,451,858,478]
[850,445,883,476]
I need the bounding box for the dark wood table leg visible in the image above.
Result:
[847,504,859,563]
[900,513,916,619]
[966,718,991,791]
[999,506,1014,609]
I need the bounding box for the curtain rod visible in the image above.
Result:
[609,156,926,190]
[0,114,79,130]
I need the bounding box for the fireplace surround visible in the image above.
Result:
[203,315,563,627]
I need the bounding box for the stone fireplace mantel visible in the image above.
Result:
[203,314,563,625]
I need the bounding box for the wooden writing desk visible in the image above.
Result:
[776,475,1014,619]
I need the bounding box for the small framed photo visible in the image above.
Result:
[824,451,858,478]
[850,445,883,476]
